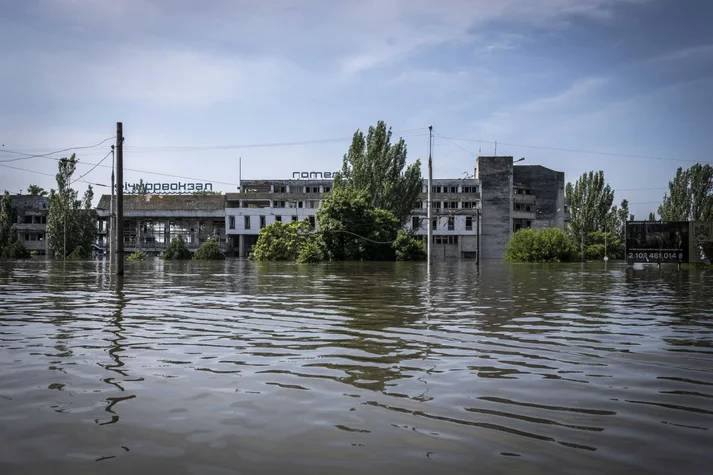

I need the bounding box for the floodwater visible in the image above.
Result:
[1,260,712,475]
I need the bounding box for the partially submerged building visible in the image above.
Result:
[7,195,49,255]
[94,156,565,260]
[96,194,226,254]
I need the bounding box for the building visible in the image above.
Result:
[224,179,332,256]
[96,194,226,254]
[7,195,49,255]
[223,156,565,259]
[94,156,565,260]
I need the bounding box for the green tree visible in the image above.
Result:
[393,230,426,261]
[566,171,615,239]
[27,184,48,196]
[251,220,316,261]
[317,187,399,260]
[193,237,225,260]
[0,191,14,252]
[648,211,656,221]
[505,228,577,263]
[336,120,422,223]
[658,164,713,221]
[46,155,96,258]
[163,236,192,259]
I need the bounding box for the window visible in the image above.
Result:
[260,216,266,229]
[448,217,454,231]
[298,201,303,208]
[431,218,437,230]
[450,186,457,193]
[229,216,235,229]
[275,185,286,193]
[433,201,441,209]
[412,216,420,230]
[432,185,442,193]
[275,215,282,222]
[308,216,316,229]
[244,216,251,229]
[274,200,286,208]
[292,216,298,222]
[324,186,331,193]
[450,201,458,209]
[465,216,473,231]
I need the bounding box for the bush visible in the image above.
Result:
[163,236,192,259]
[252,220,314,261]
[67,245,90,259]
[393,230,425,261]
[296,235,325,263]
[127,250,148,261]
[584,230,623,260]
[193,238,225,260]
[1,240,30,259]
[505,227,577,262]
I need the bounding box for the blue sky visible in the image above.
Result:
[1,0,712,217]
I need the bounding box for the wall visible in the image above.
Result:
[478,156,513,259]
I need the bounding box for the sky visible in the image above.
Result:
[1,0,712,218]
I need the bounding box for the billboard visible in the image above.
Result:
[625,221,691,263]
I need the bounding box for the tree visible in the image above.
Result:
[648,211,656,221]
[393,230,426,261]
[659,164,713,221]
[163,236,192,259]
[0,191,13,252]
[336,120,422,223]
[251,220,318,261]
[566,171,615,240]
[46,155,97,258]
[317,187,399,261]
[505,228,577,262]
[27,185,48,196]
[193,237,225,260]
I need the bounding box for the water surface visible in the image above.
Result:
[1,259,712,474]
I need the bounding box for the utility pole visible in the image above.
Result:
[238,156,242,192]
[110,145,115,270]
[116,122,124,275]
[427,125,433,267]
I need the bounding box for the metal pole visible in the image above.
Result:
[427,125,432,267]
[116,122,124,275]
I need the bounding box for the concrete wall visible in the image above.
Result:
[478,156,513,259]
[513,165,566,229]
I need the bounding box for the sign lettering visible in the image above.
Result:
[123,181,213,194]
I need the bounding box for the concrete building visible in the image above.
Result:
[96,194,226,254]
[225,179,332,256]
[224,156,565,259]
[8,195,49,255]
[94,156,565,260]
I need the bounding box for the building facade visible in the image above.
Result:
[94,156,565,260]
[8,195,49,255]
[96,194,226,254]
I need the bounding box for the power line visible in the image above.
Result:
[124,129,428,152]
[71,149,113,185]
[0,163,108,187]
[0,136,116,163]
[436,134,704,164]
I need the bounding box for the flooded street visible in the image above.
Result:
[1,259,712,474]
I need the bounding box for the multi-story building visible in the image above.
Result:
[224,179,332,256]
[94,156,565,260]
[7,195,49,255]
[224,156,565,259]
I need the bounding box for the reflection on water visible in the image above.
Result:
[0,259,712,474]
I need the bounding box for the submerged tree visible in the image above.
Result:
[336,120,422,223]
[46,154,97,258]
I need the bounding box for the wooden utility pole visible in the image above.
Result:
[109,145,115,270]
[427,125,433,267]
[116,122,124,275]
